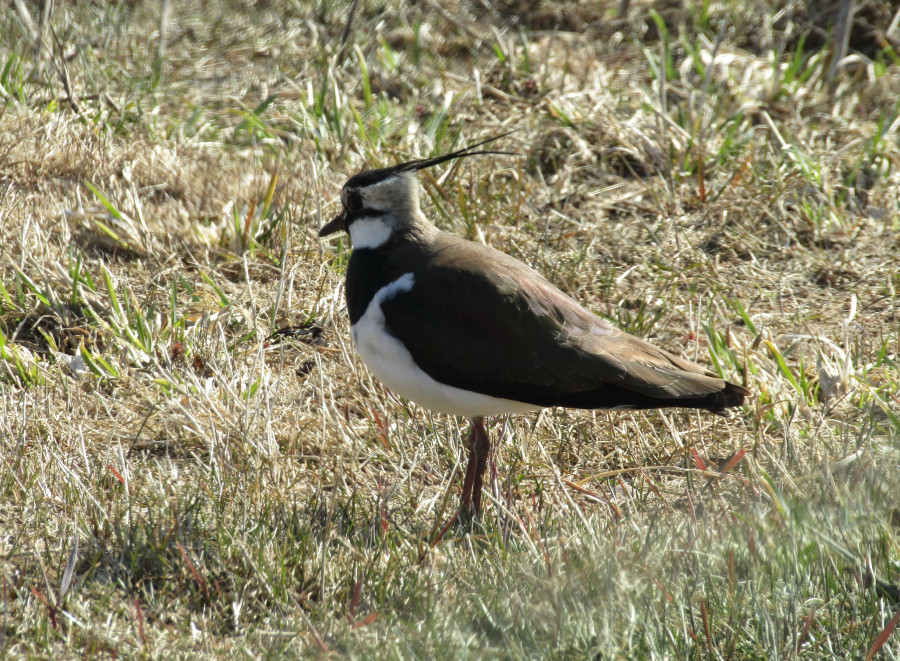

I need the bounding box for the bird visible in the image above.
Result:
[318,135,750,520]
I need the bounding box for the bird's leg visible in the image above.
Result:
[470,418,491,515]
[427,418,492,549]
[459,417,490,517]
[458,420,479,514]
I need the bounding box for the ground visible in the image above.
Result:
[1,0,899,658]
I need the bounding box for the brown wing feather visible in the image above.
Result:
[380,232,749,412]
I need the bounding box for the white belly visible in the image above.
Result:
[351,273,539,418]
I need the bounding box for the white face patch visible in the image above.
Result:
[348,217,393,249]
[351,273,539,418]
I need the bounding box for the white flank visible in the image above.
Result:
[348,217,393,249]
[351,273,539,418]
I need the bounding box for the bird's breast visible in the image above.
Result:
[349,272,538,418]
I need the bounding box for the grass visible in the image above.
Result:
[1,0,899,658]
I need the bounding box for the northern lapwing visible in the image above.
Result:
[318,135,750,518]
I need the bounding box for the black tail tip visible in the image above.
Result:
[711,382,752,416]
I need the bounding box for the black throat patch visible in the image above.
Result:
[345,247,402,325]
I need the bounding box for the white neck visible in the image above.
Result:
[348,217,393,249]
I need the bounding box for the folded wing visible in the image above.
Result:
[380,236,748,413]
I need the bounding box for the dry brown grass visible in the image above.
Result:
[1,0,899,658]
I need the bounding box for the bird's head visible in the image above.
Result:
[318,134,514,249]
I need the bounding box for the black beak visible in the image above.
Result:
[318,211,347,237]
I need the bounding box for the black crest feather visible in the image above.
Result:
[345,133,517,189]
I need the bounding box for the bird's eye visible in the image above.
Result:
[345,190,362,212]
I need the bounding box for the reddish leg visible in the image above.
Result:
[428,418,492,548]
[458,417,490,517]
